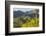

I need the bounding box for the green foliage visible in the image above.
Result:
[13,17,39,28]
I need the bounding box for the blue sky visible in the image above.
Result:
[13,8,33,12]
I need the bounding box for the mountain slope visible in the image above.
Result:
[13,10,25,18]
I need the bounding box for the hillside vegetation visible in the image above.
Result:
[13,17,39,28]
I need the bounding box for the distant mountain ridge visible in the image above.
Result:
[13,10,39,18]
[14,10,25,18]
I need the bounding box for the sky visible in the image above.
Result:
[13,8,33,12]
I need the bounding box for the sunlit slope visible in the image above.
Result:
[13,17,39,28]
[21,18,39,27]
